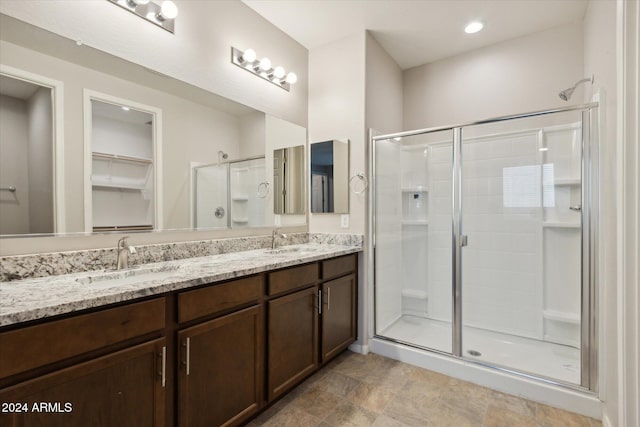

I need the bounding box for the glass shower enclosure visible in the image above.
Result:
[371,104,598,390]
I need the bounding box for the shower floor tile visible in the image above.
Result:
[247,350,601,427]
[379,315,581,385]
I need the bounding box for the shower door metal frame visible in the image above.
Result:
[370,102,599,393]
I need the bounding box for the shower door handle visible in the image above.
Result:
[460,235,468,247]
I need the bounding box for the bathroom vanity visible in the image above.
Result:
[0,245,359,427]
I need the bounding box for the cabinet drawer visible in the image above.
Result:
[0,298,165,379]
[268,263,318,296]
[322,254,357,280]
[178,275,264,323]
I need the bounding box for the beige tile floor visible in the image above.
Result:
[247,351,602,427]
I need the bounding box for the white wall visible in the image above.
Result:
[26,86,53,233]
[403,23,585,130]
[582,0,619,423]
[616,1,640,426]
[0,94,29,234]
[239,111,266,159]
[308,32,367,234]
[0,0,308,127]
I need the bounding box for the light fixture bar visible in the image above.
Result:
[108,0,177,34]
[231,47,294,92]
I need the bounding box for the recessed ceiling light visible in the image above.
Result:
[465,21,484,34]
[121,106,130,111]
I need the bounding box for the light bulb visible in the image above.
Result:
[241,48,257,63]
[159,0,178,20]
[259,57,272,72]
[273,66,286,79]
[285,72,297,84]
[464,21,484,34]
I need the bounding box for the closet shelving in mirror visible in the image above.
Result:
[91,152,153,191]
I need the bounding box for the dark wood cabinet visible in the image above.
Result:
[177,305,263,427]
[267,286,318,401]
[0,338,166,427]
[0,252,358,427]
[321,274,357,362]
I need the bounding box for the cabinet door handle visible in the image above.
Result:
[183,337,191,375]
[327,286,331,311]
[160,346,166,387]
[318,289,322,315]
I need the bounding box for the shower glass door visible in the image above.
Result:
[372,104,596,389]
[374,130,453,354]
[459,110,586,385]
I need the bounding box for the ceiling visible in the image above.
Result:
[92,99,153,126]
[0,75,41,99]
[242,0,588,70]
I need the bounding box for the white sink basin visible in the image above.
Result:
[74,265,180,288]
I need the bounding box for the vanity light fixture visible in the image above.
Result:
[231,47,298,92]
[464,21,484,34]
[108,0,178,33]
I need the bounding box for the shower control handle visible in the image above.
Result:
[460,235,468,247]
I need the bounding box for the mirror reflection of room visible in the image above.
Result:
[273,145,305,215]
[310,139,348,214]
[0,74,53,235]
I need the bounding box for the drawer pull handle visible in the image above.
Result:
[183,338,191,375]
[318,290,322,315]
[160,346,166,387]
[327,286,331,311]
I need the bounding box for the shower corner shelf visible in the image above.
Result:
[402,186,428,192]
[543,309,580,325]
[232,217,249,223]
[542,221,581,229]
[231,196,249,201]
[401,220,429,226]
[91,178,147,191]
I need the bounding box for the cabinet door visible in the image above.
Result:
[0,338,166,427]
[267,286,318,401]
[321,274,357,362]
[178,305,263,427]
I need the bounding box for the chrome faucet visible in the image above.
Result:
[116,236,137,270]
[271,229,287,250]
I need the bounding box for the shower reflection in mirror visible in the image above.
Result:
[192,157,267,229]
[84,91,162,233]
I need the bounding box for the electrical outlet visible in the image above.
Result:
[274,215,281,226]
[340,214,349,228]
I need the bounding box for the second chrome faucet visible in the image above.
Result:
[271,229,287,250]
[116,236,137,269]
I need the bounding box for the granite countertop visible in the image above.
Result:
[0,243,361,327]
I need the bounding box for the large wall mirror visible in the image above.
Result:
[0,14,307,237]
[310,139,349,214]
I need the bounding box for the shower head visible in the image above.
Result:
[558,75,594,101]
[218,150,229,160]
